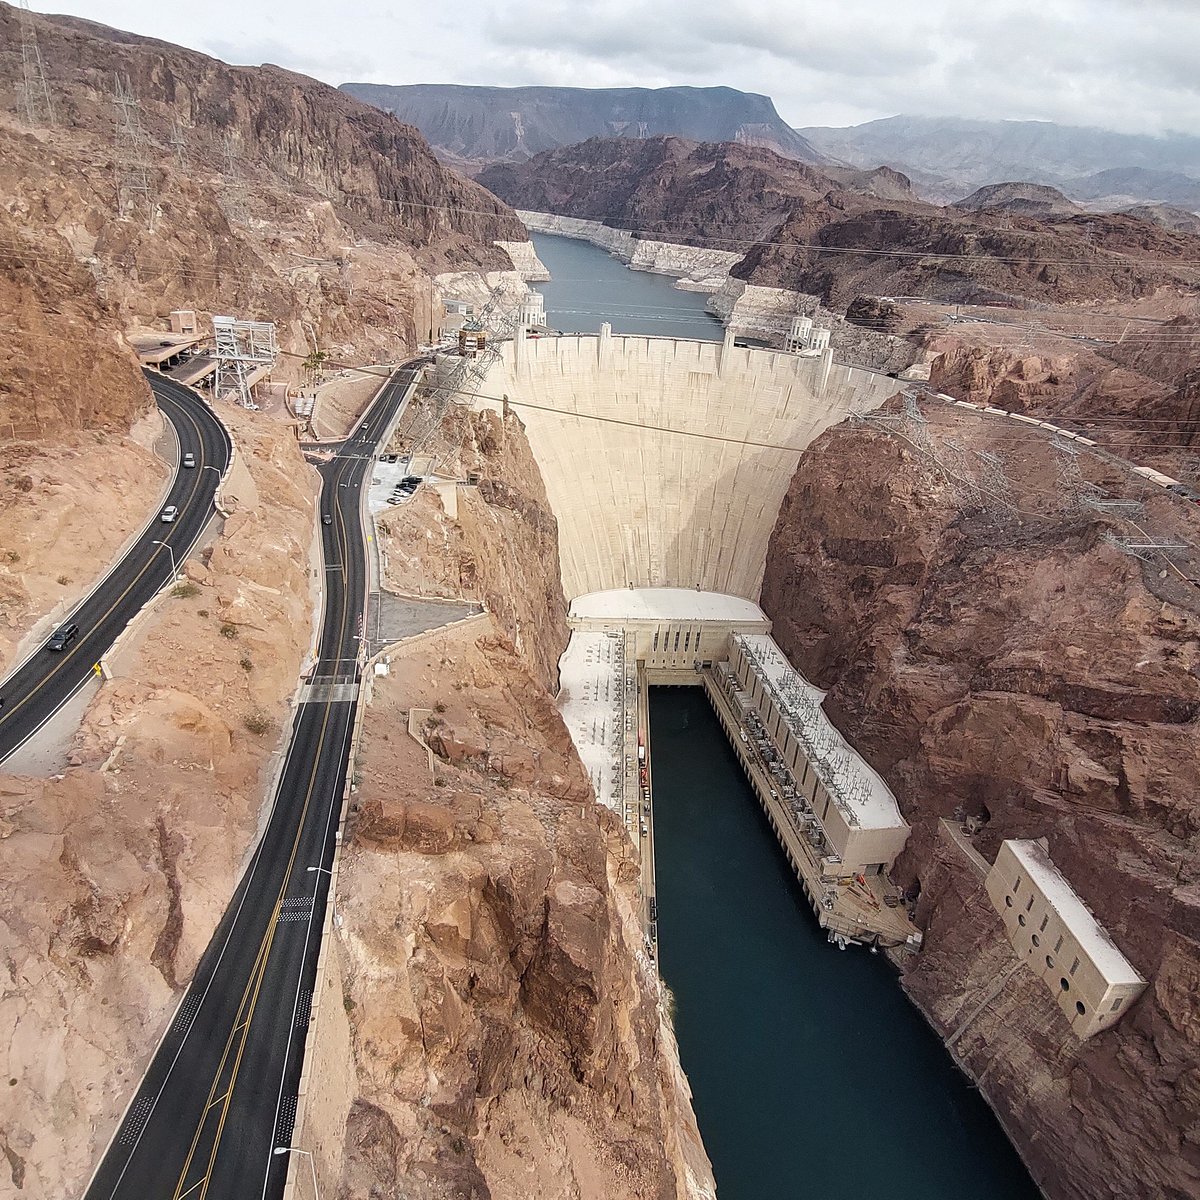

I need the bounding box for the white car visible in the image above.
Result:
[182,452,196,468]
[160,505,179,523]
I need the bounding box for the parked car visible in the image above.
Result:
[47,622,79,651]
[182,452,196,468]
[160,505,178,523]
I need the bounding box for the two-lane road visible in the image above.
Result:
[0,371,231,764]
[84,364,420,1200]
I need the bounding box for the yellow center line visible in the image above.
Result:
[0,395,211,732]
[172,447,360,1200]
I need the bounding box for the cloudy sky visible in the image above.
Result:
[43,0,1200,135]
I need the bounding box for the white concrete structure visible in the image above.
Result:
[985,840,1147,1039]
[557,630,631,813]
[726,633,910,875]
[479,327,899,600]
[518,291,545,328]
[570,588,769,676]
[785,315,831,354]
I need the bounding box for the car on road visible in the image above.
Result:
[322,513,332,525]
[160,505,178,523]
[182,452,196,468]
[47,622,79,652]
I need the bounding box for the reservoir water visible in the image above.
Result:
[531,232,725,340]
[651,688,1040,1200]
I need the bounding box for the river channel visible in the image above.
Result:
[650,690,1039,1200]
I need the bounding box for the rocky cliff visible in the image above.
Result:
[759,402,1200,1200]
[342,82,823,173]
[480,137,851,250]
[734,204,1200,309]
[320,619,712,1198]
[928,319,1200,461]
[0,2,524,374]
[294,407,713,1198]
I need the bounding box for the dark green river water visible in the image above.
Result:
[531,231,725,339]
[650,688,1041,1200]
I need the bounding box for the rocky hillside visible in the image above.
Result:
[477,134,1200,311]
[341,82,823,173]
[927,318,1200,462]
[479,136,873,249]
[734,204,1200,309]
[951,182,1082,216]
[0,2,524,381]
[1121,204,1200,234]
[798,114,1200,206]
[760,402,1200,1200]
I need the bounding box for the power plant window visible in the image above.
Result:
[1111,997,1123,1012]
[1070,956,1080,976]
[1061,978,1071,991]
[1075,1001,1086,1016]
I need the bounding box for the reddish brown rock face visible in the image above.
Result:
[760,408,1200,1200]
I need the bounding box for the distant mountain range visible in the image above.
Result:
[338,83,824,173]
[798,115,1200,208]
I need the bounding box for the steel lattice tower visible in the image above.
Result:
[18,1,54,127]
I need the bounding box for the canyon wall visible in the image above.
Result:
[0,3,524,380]
[759,401,1200,1200]
[298,408,714,1198]
[475,331,900,599]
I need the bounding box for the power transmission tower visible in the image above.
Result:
[18,0,55,128]
[974,449,1017,515]
[1052,437,1098,514]
[938,437,982,507]
[169,118,189,168]
[112,73,154,227]
[213,316,278,408]
[220,132,249,225]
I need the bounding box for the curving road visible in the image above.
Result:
[0,371,231,765]
[83,364,421,1200]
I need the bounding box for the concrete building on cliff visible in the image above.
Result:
[985,840,1147,1038]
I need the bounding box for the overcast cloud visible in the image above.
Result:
[42,0,1200,135]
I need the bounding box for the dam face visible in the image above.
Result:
[478,327,899,601]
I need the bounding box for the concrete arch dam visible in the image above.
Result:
[476,327,899,601]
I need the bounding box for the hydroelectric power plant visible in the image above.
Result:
[432,232,1045,1195]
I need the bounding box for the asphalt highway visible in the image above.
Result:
[83,364,421,1200]
[0,371,231,764]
